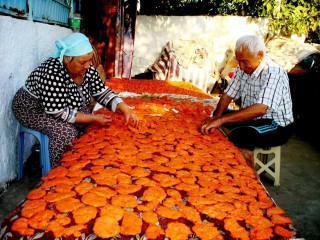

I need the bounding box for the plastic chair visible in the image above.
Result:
[253,146,281,186]
[18,125,50,179]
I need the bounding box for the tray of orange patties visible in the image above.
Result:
[1,81,301,240]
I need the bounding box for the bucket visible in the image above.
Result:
[70,17,81,28]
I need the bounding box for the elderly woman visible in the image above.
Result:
[12,32,139,166]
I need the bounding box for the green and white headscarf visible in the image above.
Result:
[49,32,93,63]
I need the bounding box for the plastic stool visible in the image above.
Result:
[18,125,50,179]
[253,146,281,186]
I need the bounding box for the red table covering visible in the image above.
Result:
[0,79,299,240]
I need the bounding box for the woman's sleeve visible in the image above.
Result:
[92,88,123,112]
[88,67,123,112]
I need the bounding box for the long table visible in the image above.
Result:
[0,79,299,239]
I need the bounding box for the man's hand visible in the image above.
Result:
[201,116,213,126]
[200,116,222,135]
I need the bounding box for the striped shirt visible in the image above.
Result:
[225,56,294,127]
[25,58,122,123]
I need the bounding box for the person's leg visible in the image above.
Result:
[41,120,79,166]
[225,119,293,169]
[223,119,273,170]
[12,88,80,166]
[238,148,254,169]
[254,123,294,148]
[227,126,258,169]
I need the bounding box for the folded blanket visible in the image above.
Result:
[266,37,319,72]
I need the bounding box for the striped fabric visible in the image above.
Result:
[148,41,216,93]
[250,120,279,134]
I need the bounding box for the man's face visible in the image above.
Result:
[235,46,263,74]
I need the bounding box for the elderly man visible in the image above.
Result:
[201,35,294,169]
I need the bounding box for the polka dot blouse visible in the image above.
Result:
[24,58,123,123]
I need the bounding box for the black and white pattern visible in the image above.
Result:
[225,57,294,127]
[12,58,123,165]
[12,88,79,165]
[24,58,122,123]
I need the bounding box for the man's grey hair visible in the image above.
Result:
[235,35,266,56]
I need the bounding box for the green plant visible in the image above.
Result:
[139,0,320,41]
[261,0,320,38]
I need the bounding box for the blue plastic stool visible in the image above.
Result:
[18,125,51,179]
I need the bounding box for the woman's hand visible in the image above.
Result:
[123,110,139,127]
[116,102,139,127]
[92,114,112,126]
[75,111,112,126]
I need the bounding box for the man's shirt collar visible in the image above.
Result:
[251,56,267,78]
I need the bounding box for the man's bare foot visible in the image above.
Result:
[238,148,253,164]
[239,148,260,179]
[238,148,259,179]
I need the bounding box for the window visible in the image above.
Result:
[0,0,72,26]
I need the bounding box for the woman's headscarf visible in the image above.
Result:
[49,32,93,63]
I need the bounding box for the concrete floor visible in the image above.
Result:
[261,132,320,240]
[0,131,319,240]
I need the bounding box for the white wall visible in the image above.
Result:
[132,15,268,77]
[0,16,71,188]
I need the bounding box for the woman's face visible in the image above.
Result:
[64,52,94,77]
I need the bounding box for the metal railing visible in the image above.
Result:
[0,0,72,26]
